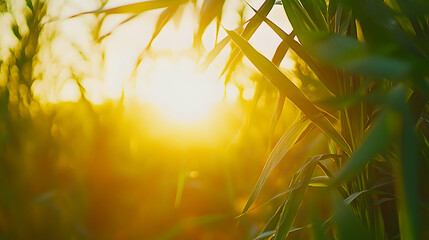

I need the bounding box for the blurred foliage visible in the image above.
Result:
[1,0,429,239]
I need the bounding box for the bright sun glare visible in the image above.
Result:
[31,0,266,125]
[137,57,224,123]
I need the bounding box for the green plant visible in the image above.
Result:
[4,0,428,239]
[229,0,429,239]
[81,0,428,239]
[229,0,428,239]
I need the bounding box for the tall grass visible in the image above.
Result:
[1,0,428,239]
[226,0,429,239]
[229,0,428,239]
[84,0,428,239]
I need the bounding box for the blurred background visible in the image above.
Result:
[0,0,326,239]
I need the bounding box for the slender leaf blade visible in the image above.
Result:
[333,110,399,185]
[226,29,352,156]
[70,0,187,17]
[242,118,312,214]
[274,155,331,239]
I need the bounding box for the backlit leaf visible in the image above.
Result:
[241,118,312,214]
[226,29,352,156]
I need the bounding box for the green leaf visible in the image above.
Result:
[97,15,138,42]
[254,230,275,240]
[334,198,371,240]
[311,202,329,240]
[219,0,276,81]
[299,32,411,79]
[200,35,230,71]
[241,118,312,214]
[269,93,285,148]
[342,56,411,80]
[341,0,427,59]
[333,87,414,188]
[238,182,303,218]
[343,190,371,205]
[327,0,338,22]
[248,5,336,95]
[256,206,283,239]
[300,0,328,30]
[11,23,21,40]
[25,0,33,11]
[194,0,225,49]
[70,0,187,17]
[299,31,367,62]
[268,39,292,148]
[147,6,180,50]
[281,0,317,32]
[226,29,352,156]
[333,109,399,185]
[397,90,420,240]
[274,155,332,240]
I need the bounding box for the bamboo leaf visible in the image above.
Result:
[397,90,420,240]
[300,0,328,30]
[256,223,311,239]
[256,206,283,239]
[281,0,322,32]
[97,15,138,42]
[343,190,371,205]
[147,6,180,50]
[333,87,410,186]
[333,109,399,185]
[248,4,337,96]
[25,0,33,11]
[200,35,230,70]
[254,230,275,240]
[274,155,333,240]
[268,39,292,148]
[299,31,412,79]
[69,0,187,17]
[193,0,225,49]
[327,0,338,23]
[238,182,303,218]
[341,0,427,59]
[311,207,328,240]
[226,29,352,156]
[241,118,312,214]
[11,23,21,40]
[220,0,275,81]
[269,93,285,148]
[334,198,371,240]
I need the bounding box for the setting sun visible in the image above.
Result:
[136,56,224,123]
[2,0,426,239]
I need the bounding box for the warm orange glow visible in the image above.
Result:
[136,56,224,123]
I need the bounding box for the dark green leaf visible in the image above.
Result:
[274,155,333,239]
[333,109,399,185]
[300,32,411,79]
[12,23,21,40]
[334,199,371,240]
[25,0,33,11]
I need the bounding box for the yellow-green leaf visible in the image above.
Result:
[226,29,352,156]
